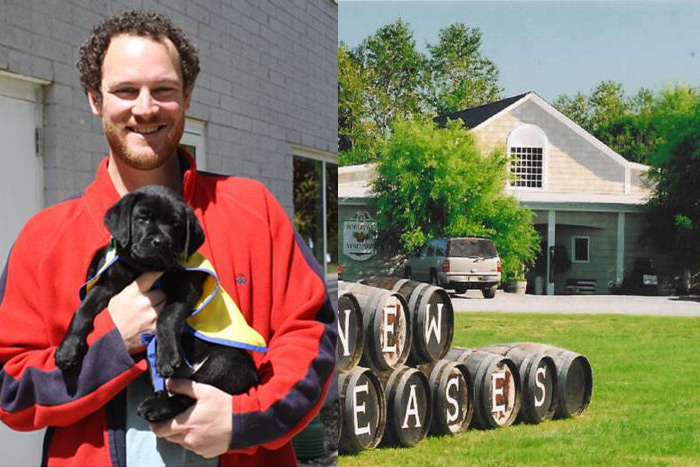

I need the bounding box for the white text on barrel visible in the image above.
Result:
[402,384,422,428]
[353,383,371,436]
[445,376,460,424]
[425,303,443,344]
[382,305,397,353]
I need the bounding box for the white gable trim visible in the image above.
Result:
[527,93,631,168]
[472,92,653,194]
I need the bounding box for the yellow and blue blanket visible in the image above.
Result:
[81,246,267,391]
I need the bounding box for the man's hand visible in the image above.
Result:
[108,271,165,354]
[149,379,233,459]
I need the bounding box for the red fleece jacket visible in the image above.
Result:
[0,149,337,466]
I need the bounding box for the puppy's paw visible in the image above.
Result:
[156,348,183,378]
[138,395,175,422]
[138,393,195,422]
[55,337,87,372]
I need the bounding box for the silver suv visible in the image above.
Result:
[404,237,502,298]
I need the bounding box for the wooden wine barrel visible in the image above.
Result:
[480,344,557,424]
[360,277,454,364]
[509,343,593,419]
[338,367,387,453]
[444,347,521,429]
[376,366,432,447]
[417,359,474,435]
[339,282,412,371]
[337,290,364,371]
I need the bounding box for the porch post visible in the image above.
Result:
[546,210,556,295]
[616,212,626,286]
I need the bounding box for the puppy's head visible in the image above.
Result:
[104,185,205,270]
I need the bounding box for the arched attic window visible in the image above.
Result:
[507,124,548,189]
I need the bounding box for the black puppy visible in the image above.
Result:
[55,185,259,422]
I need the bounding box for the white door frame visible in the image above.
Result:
[0,70,47,467]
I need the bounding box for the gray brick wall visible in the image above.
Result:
[0,0,338,215]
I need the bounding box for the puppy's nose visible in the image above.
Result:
[151,236,168,249]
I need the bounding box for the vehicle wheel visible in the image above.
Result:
[454,285,468,295]
[430,271,439,286]
[404,267,412,280]
[481,286,497,299]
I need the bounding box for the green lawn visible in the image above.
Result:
[339,313,700,466]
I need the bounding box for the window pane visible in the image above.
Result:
[509,146,543,188]
[574,237,589,261]
[293,157,323,270]
[181,143,196,160]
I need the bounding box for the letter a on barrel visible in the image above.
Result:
[378,366,432,447]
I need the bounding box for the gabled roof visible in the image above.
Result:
[434,91,652,194]
[434,92,530,129]
[340,92,654,204]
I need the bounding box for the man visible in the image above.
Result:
[0,9,336,466]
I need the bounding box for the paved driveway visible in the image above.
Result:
[450,290,700,317]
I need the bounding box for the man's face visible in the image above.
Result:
[88,34,191,170]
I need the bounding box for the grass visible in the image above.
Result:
[338,313,700,466]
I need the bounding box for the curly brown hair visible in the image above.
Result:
[77,9,199,104]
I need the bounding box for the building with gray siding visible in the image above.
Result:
[0,0,338,275]
[0,2,337,464]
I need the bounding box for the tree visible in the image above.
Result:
[554,83,671,163]
[426,24,502,114]
[554,92,591,132]
[353,19,427,135]
[372,118,539,279]
[588,81,630,134]
[594,114,659,163]
[338,20,505,166]
[645,90,700,282]
[338,43,374,153]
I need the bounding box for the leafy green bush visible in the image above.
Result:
[372,118,539,280]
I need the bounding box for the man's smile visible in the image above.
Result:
[128,124,166,135]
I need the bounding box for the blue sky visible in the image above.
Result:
[338,0,700,102]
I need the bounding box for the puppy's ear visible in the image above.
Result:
[183,205,205,259]
[104,192,140,249]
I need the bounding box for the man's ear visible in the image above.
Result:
[87,90,102,117]
[183,205,205,258]
[104,192,140,250]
